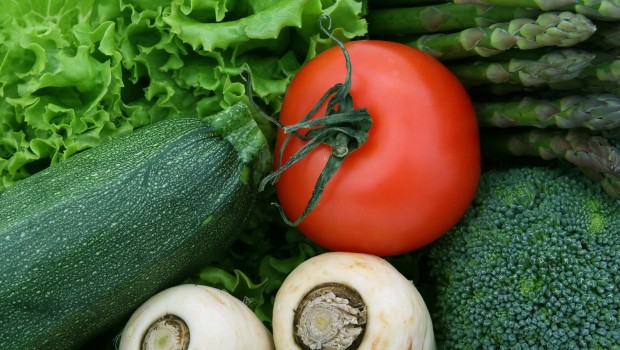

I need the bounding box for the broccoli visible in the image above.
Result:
[426,165,620,349]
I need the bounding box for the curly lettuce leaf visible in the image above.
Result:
[0,4,127,189]
[0,0,367,192]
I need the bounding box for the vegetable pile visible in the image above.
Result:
[368,0,620,199]
[1,0,619,349]
[266,37,481,256]
[119,284,275,349]
[428,165,620,348]
[0,0,367,191]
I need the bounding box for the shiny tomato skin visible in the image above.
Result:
[275,40,480,256]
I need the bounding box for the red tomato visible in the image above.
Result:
[275,40,480,256]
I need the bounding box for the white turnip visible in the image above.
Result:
[119,284,274,350]
[272,252,436,349]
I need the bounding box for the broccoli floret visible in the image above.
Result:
[427,166,620,349]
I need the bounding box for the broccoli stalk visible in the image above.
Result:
[427,165,620,348]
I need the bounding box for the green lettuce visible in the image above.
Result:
[0,0,367,191]
[1,2,369,346]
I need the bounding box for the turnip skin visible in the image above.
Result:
[272,252,436,350]
[119,284,275,350]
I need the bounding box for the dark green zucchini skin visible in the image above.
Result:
[0,107,268,349]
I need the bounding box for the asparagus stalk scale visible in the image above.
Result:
[475,94,620,130]
[542,54,620,92]
[581,55,620,82]
[458,49,620,95]
[448,49,595,85]
[455,0,620,20]
[367,3,541,36]
[572,0,620,20]
[368,0,442,7]
[468,79,620,96]
[455,0,578,11]
[584,22,620,49]
[481,128,620,198]
[405,11,595,60]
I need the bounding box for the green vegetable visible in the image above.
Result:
[368,0,441,7]
[481,128,620,197]
[0,0,368,192]
[448,48,595,86]
[0,98,271,350]
[584,21,620,49]
[454,0,620,20]
[456,0,577,11]
[427,165,620,348]
[185,190,426,330]
[365,0,619,194]
[468,78,620,96]
[403,11,596,60]
[367,3,541,36]
[475,94,620,130]
[381,0,620,20]
[460,49,620,95]
[188,199,328,327]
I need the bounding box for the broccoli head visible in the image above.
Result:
[427,165,620,349]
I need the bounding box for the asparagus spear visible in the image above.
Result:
[475,94,620,130]
[368,0,444,7]
[367,3,541,36]
[405,11,595,60]
[448,49,595,85]
[454,0,620,20]
[585,22,620,49]
[481,128,620,198]
[572,0,620,20]
[455,0,577,11]
[544,54,620,92]
[580,56,620,82]
[602,128,620,140]
[468,78,620,96]
[462,49,620,96]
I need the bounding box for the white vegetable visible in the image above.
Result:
[119,284,275,350]
[272,252,436,350]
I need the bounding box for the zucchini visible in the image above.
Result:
[0,98,271,350]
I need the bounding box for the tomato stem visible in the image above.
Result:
[258,14,373,226]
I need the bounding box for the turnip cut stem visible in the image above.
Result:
[272,252,436,350]
[119,284,274,350]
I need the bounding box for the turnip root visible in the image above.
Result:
[272,252,436,350]
[119,284,274,350]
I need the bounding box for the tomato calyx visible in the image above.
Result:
[258,14,373,226]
